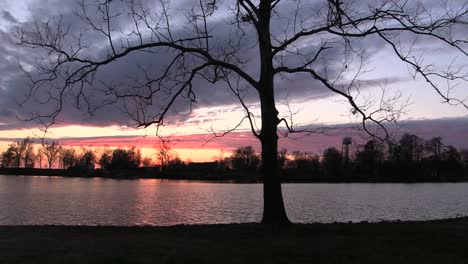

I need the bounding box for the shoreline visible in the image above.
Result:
[1,168,467,183]
[1,215,467,227]
[3,175,468,184]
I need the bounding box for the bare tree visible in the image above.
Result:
[157,137,174,171]
[8,140,26,168]
[37,148,43,168]
[7,138,36,168]
[60,147,78,169]
[22,138,36,168]
[17,0,468,225]
[1,147,16,168]
[41,141,62,169]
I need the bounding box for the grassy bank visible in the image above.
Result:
[2,218,468,264]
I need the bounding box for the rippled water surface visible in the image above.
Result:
[1,175,468,225]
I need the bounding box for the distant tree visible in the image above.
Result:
[36,148,43,168]
[443,145,461,163]
[168,156,185,170]
[7,143,21,168]
[425,137,443,161]
[1,147,16,168]
[109,147,141,170]
[388,143,402,162]
[98,148,112,170]
[460,149,468,168]
[60,148,77,169]
[5,138,36,168]
[390,134,423,162]
[141,157,153,168]
[109,149,131,169]
[41,141,62,169]
[78,149,96,170]
[21,138,35,168]
[213,149,225,165]
[355,140,385,175]
[440,145,464,178]
[212,150,230,171]
[278,149,288,169]
[157,138,174,171]
[132,147,142,168]
[290,151,320,173]
[231,146,260,172]
[322,147,342,177]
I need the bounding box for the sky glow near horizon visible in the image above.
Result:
[0,0,467,162]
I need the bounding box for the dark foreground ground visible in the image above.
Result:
[2,218,468,264]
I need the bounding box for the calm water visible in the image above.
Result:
[1,175,468,225]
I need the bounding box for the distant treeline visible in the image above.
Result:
[222,134,468,182]
[279,135,468,182]
[1,134,468,182]
[0,138,151,171]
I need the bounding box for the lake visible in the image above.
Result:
[1,175,468,225]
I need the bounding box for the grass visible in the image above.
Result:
[2,218,468,264]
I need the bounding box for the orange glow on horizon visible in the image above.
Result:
[2,118,468,165]
[0,140,231,164]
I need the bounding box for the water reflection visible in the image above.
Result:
[0,175,467,225]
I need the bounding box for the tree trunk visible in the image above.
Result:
[258,3,290,226]
[259,117,290,225]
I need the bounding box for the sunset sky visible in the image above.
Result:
[0,0,467,162]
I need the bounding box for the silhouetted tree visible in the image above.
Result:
[78,149,96,170]
[18,0,468,225]
[60,148,78,169]
[278,148,288,169]
[133,148,142,168]
[21,138,35,168]
[443,146,461,163]
[322,147,342,177]
[1,147,15,168]
[231,146,260,172]
[7,138,34,168]
[142,157,153,168]
[109,147,141,170]
[355,140,385,176]
[440,145,464,178]
[460,149,468,169]
[290,151,321,174]
[98,148,112,170]
[168,156,185,170]
[7,143,22,168]
[36,148,43,168]
[157,138,174,172]
[390,134,423,162]
[41,141,62,169]
[425,137,443,161]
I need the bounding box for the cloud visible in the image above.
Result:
[1,10,18,23]
[0,0,465,132]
